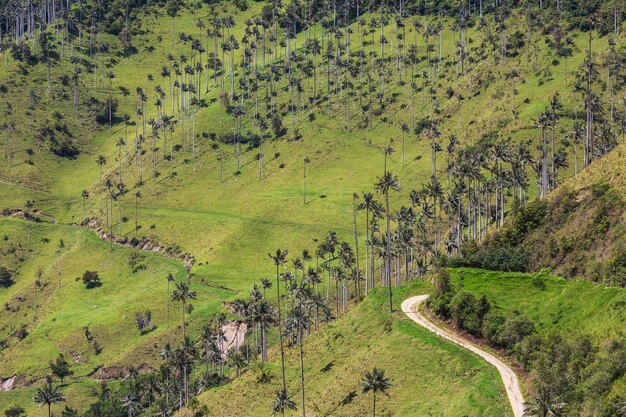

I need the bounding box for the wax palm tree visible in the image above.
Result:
[252,299,276,362]
[261,277,272,298]
[33,381,65,417]
[566,120,584,174]
[80,191,89,225]
[268,249,289,392]
[116,138,125,182]
[400,123,409,167]
[286,305,310,417]
[96,154,107,211]
[273,388,297,417]
[383,145,395,174]
[171,281,197,340]
[356,192,376,293]
[374,172,401,313]
[133,191,141,237]
[362,368,392,417]
[122,390,140,417]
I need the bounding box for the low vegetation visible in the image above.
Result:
[429,268,626,416]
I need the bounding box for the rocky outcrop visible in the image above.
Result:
[220,321,247,356]
[87,218,195,266]
[0,375,16,392]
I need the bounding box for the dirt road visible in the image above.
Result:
[401,295,525,417]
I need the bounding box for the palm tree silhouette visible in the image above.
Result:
[286,305,310,417]
[374,172,401,313]
[361,368,392,417]
[33,380,65,417]
[251,299,276,362]
[171,281,197,340]
[272,388,297,417]
[268,249,289,393]
[356,192,376,293]
[81,190,89,224]
[96,154,107,212]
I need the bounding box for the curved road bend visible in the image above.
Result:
[401,295,525,417]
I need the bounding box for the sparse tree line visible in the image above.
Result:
[428,268,626,417]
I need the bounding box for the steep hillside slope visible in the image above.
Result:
[197,270,625,416]
[459,141,626,286]
[0,0,624,413]
[199,282,513,417]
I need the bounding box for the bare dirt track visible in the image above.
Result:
[401,295,525,417]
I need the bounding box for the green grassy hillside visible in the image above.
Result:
[0,0,624,414]
[197,269,625,416]
[199,282,513,417]
[459,141,626,286]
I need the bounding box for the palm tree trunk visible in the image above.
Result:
[299,324,305,417]
[385,192,393,313]
[372,392,376,417]
[181,301,186,339]
[276,265,286,392]
[353,206,360,300]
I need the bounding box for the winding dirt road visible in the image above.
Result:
[401,295,525,417]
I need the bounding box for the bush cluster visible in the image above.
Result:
[428,269,534,350]
[428,269,626,415]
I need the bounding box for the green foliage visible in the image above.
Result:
[3,405,24,417]
[0,266,13,288]
[451,244,529,272]
[80,271,101,289]
[128,252,146,273]
[499,200,549,246]
[50,354,73,384]
[429,271,534,351]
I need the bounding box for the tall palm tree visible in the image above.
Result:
[134,191,141,238]
[303,157,310,204]
[361,368,392,417]
[122,390,140,417]
[251,299,276,362]
[374,172,401,313]
[96,154,107,212]
[351,193,361,300]
[81,190,89,225]
[171,281,197,340]
[33,381,65,417]
[356,192,376,293]
[268,249,288,392]
[286,306,310,417]
[400,123,409,167]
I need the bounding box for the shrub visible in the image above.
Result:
[482,311,507,345]
[499,315,535,348]
[135,310,153,335]
[4,405,24,417]
[449,290,478,329]
[50,353,73,383]
[81,271,101,289]
[480,245,529,272]
[498,199,548,246]
[0,267,13,288]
